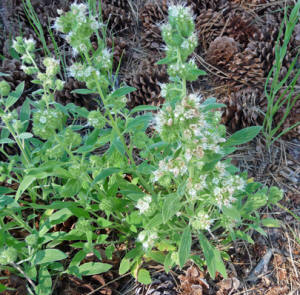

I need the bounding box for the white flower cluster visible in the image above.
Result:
[213,175,246,208]
[191,211,213,231]
[153,157,187,182]
[68,62,99,80]
[152,92,247,209]
[136,195,152,214]
[137,230,158,250]
[168,4,193,20]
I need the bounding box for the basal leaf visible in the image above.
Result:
[178,226,191,268]
[35,267,52,295]
[224,126,262,146]
[129,105,158,114]
[119,258,131,275]
[71,88,95,94]
[162,194,181,223]
[78,262,112,276]
[261,218,281,228]
[110,86,136,98]
[137,269,151,284]
[16,175,36,201]
[33,249,67,265]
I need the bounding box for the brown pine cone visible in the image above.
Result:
[140,0,168,51]
[125,58,168,109]
[101,3,133,34]
[187,0,227,15]
[55,78,98,110]
[195,9,225,51]
[206,36,240,68]
[220,87,265,131]
[140,0,168,30]
[225,11,260,48]
[107,37,128,69]
[0,59,32,105]
[227,48,265,88]
[101,0,130,10]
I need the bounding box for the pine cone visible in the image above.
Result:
[102,3,133,34]
[225,12,260,48]
[134,272,177,295]
[195,9,225,51]
[140,0,168,51]
[187,0,227,15]
[227,48,265,88]
[220,87,264,131]
[125,58,168,109]
[107,37,128,69]
[102,0,130,10]
[206,36,240,68]
[55,78,98,110]
[0,59,32,105]
[178,266,209,295]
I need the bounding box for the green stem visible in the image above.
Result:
[5,122,31,166]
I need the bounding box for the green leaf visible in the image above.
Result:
[137,269,151,284]
[147,251,165,264]
[119,258,131,275]
[267,186,283,205]
[178,226,191,268]
[16,175,36,201]
[78,262,112,276]
[129,105,158,114]
[0,72,10,77]
[20,98,31,123]
[162,194,182,223]
[33,249,67,265]
[126,113,153,132]
[199,233,227,279]
[156,56,176,65]
[35,267,52,295]
[61,179,81,198]
[202,103,226,112]
[5,81,24,108]
[164,252,173,273]
[0,138,15,144]
[222,206,241,222]
[0,283,8,292]
[85,128,101,146]
[190,69,206,76]
[110,86,136,98]
[18,132,33,139]
[235,230,254,244]
[91,168,120,187]
[71,88,95,94]
[261,218,281,228]
[224,126,262,146]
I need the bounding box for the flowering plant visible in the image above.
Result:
[0,1,283,291]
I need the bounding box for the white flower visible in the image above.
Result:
[160,83,167,97]
[90,16,100,30]
[189,188,197,199]
[191,212,212,231]
[138,231,146,242]
[214,187,222,197]
[184,148,192,161]
[39,116,47,124]
[136,195,152,214]
[24,38,36,48]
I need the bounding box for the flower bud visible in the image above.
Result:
[0,247,18,265]
[0,81,11,96]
